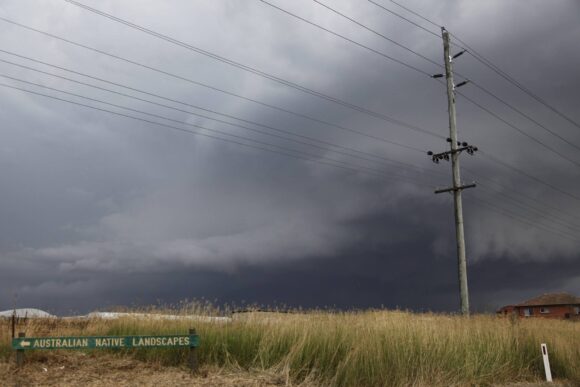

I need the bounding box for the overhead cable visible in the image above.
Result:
[61,1,442,139]
[0,80,439,186]
[0,18,443,145]
[311,0,441,68]
[470,195,580,244]
[479,150,580,203]
[0,64,438,176]
[450,33,580,131]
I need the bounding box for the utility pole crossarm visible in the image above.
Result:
[434,183,476,194]
[428,142,479,163]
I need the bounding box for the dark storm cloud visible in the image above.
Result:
[0,0,579,314]
[5,204,580,315]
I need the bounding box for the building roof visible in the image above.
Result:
[0,308,55,318]
[516,292,580,307]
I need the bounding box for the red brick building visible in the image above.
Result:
[497,292,580,320]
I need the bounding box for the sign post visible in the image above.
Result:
[15,332,25,367]
[189,328,197,374]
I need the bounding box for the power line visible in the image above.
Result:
[470,195,580,244]
[256,0,433,77]
[13,4,580,222]
[3,76,386,174]
[297,2,580,171]
[366,0,467,53]
[0,55,427,158]
[456,90,580,169]
[308,2,580,221]
[20,73,579,255]
[61,1,442,139]
[5,1,578,265]
[9,81,578,242]
[0,80,439,187]
[450,156,580,237]
[298,2,580,233]
[310,0,441,68]
[306,4,580,202]
[0,50,428,155]
[366,1,580,143]
[339,6,580,166]
[0,63,440,176]
[365,0,440,38]
[479,150,580,203]
[464,167,580,230]
[306,0,579,236]
[464,162,580,239]
[387,0,442,30]
[0,18,444,147]
[6,81,577,246]
[469,80,580,153]
[450,33,580,131]
[476,183,580,235]
[475,196,580,242]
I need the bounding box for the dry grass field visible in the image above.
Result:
[1,306,579,386]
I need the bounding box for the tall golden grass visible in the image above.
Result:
[1,305,579,386]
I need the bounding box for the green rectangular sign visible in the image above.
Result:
[12,334,199,350]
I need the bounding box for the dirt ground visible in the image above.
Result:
[0,353,290,387]
[0,353,572,387]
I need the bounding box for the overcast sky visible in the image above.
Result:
[0,0,579,315]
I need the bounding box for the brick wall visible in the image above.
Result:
[498,304,580,319]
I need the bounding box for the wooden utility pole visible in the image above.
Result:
[428,27,477,316]
[442,27,469,316]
